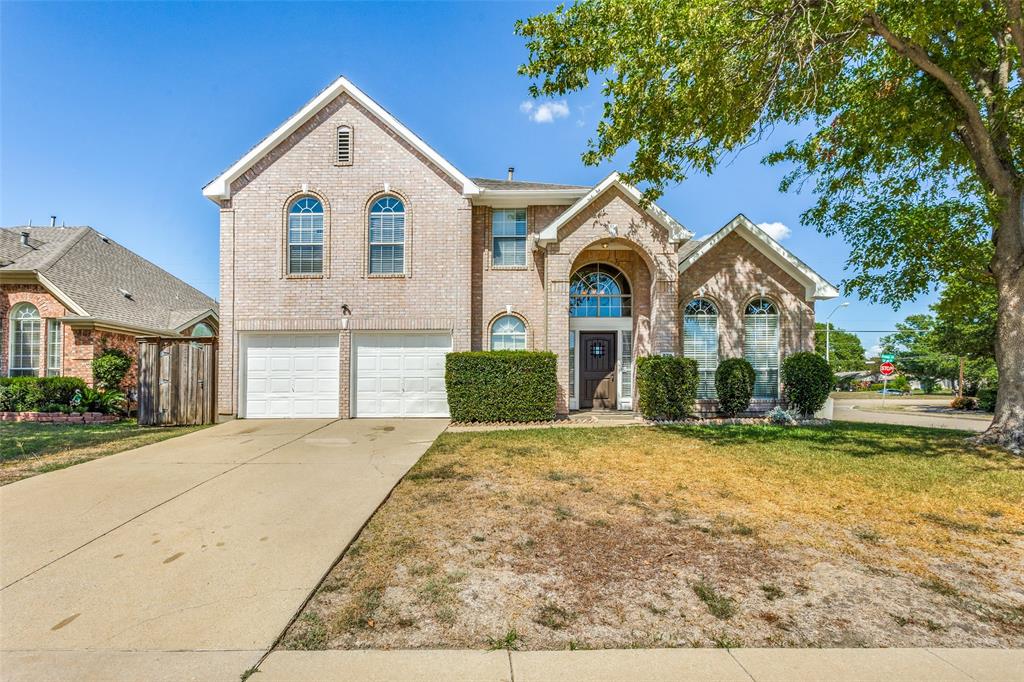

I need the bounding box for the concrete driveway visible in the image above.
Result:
[0,418,446,681]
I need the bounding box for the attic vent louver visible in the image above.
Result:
[118,288,133,300]
[336,125,352,165]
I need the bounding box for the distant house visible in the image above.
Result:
[1,226,218,390]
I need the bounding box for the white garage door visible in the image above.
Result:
[244,334,339,418]
[354,333,451,417]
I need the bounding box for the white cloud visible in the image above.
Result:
[868,344,882,357]
[519,99,570,124]
[757,221,792,241]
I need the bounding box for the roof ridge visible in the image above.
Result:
[36,226,92,277]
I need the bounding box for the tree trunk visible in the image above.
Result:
[978,189,1024,453]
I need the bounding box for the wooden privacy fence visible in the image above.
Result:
[137,337,216,426]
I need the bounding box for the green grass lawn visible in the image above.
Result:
[0,420,206,484]
[285,421,1024,651]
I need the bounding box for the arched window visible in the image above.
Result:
[288,196,324,275]
[369,196,405,275]
[9,303,41,377]
[490,315,527,350]
[191,322,215,338]
[683,299,719,398]
[569,263,631,317]
[744,298,780,399]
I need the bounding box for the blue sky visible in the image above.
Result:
[1,1,936,355]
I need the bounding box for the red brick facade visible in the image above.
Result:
[1,283,139,389]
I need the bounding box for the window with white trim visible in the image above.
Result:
[336,125,352,165]
[744,298,780,399]
[369,196,405,274]
[9,303,41,377]
[683,299,719,398]
[569,332,576,399]
[490,315,527,350]
[46,319,63,376]
[287,196,324,275]
[620,331,633,399]
[492,209,527,267]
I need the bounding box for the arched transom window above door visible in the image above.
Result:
[569,263,631,317]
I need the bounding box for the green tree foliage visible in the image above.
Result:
[518,0,1024,448]
[882,314,995,395]
[813,322,866,372]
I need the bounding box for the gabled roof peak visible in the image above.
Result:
[203,76,480,201]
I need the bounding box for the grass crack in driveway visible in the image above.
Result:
[282,422,1024,651]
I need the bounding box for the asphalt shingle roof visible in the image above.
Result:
[471,177,590,191]
[0,226,217,335]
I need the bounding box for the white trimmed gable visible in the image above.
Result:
[535,172,693,244]
[203,76,480,201]
[679,215,839,301]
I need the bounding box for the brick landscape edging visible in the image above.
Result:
[0,411,118,424]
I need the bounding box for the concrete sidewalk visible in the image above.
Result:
[254,648,1023,682]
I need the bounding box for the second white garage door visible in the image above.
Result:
[353,333,451,417]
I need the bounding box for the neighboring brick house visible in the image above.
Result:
[0,226,218,391]
[205,77,837,419]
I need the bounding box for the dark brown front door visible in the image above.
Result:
[580,332,616,409]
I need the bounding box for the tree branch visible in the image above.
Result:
[864,11,1017,196]
[1005,0,1024,81]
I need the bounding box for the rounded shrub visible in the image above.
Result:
[39,376,88,407]
[781,352,834,416]
[635,355,699,420]
[715,358,756,417]
[92,348,133,390]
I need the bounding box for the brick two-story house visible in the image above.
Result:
[205,77,837,419]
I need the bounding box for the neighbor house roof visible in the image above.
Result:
[203,76,481,200]
[678,215,840,301]
[0,226,218,336]
[535,172,693,245]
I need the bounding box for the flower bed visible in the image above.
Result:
[0,411,118,424]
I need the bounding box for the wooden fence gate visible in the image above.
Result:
[137,337,216,426]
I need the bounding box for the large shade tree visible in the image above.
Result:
[814,322,867,372]
[518,1,1023,450]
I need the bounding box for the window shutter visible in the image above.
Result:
[336,126,352,165]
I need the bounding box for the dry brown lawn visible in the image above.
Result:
[284,422,1024,651]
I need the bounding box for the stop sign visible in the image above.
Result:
[880,361,895,376]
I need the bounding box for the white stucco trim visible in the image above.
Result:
[472,188,589,208]
[172,309,221,335]
[203,76,480,201]
[678,214,840,301]
[535,172,693,245]
[35,272,89,316]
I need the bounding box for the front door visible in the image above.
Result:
[579,332,616,409]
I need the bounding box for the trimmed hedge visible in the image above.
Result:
[635,355,699,420]
[445,351,557,422]
[0,376,88,412]
[715,358,756,417]
[93,347,133,390]
[781,352,834,416]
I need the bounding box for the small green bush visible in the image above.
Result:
[977,387,997,412]
[635,355,699,420]
[38,376,88,406]
[888,375,911,392]
[781,352,834,416]
[715,358,756,417]
[92,348,133,390]
[0,377,43,411]
[950,395,978,410]
[446,351,557,422]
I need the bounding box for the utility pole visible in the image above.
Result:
[825,302,850,365]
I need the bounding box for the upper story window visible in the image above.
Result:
[569,263,631,317]
[369,196,405,275]
[9,303,41,377]
[336,126,353,165]
[492,209,527,267]
[288,196,324,275]
[683,299,719,398]
[490,315,527,350]
[744,297,780,399]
